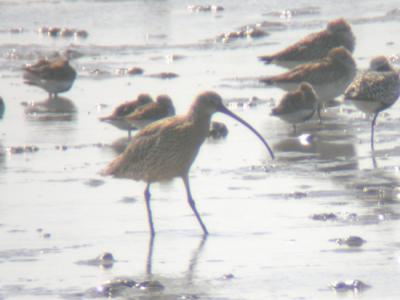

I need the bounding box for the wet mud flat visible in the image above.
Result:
[1,0,400,299]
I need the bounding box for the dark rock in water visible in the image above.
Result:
[48,27,61,37]
[149,72,179,79]
[55,145,68,151]
[10,27,24,34]
[76,252,116,269]
[136,280,165,291]
[310,213,338,221]
[42,233,51,239]
[127,67,144,75]
[208,121,228,139]
[7,145,39,154]
[216,26,269,43]
[330,280,371,292]
[60,28,74,38]
[75,29,89,39]
[334,236,366,247]
[111,137,130,154]
[188,5,224,13]
[88,277,136,298]
[221,273,235,280]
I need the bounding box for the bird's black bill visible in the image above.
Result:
[218,105,275,160]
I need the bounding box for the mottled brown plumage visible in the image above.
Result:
[259,18,355,68]
[99,94,153,139]
[271,82,318,132]
[344,56,400,151]
[23,57,77,98]
[104,91,274,236]
[261,47,356,121]
[126,95,176,130]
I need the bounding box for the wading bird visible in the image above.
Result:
[23,57,77,99]
[104,91,274,236]
[344,56,400,151]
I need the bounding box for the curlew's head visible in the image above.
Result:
[369,56,394,72]
[191,91,274,159]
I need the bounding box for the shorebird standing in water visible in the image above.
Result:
[344,56,400,151]
[258,18,355,69]
[126,95,176,130]
[23,57,77,99]
[99,94,154,139]
[271,82,318,133]
[260,47,357,121]
[103,91,274,236]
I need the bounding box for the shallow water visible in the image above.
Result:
[1,0,400,299]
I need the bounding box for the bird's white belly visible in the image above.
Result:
[350,99,382,114]
[277,109,315,124]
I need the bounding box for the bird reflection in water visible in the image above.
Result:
[23,96,77,122]
[146,236,207,283]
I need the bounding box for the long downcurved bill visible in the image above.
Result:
[218,105,275,160]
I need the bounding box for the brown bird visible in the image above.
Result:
[125,95,176,129]
[271,82,318,133]
[259,18,355,69]
[344,56,400,151]
[23,57,77,99]
[103,91,274,236]
[260,47,357,121]
[99,94,154,139]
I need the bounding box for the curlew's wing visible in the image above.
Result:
[103,116,198,180]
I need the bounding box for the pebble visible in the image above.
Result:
[330,280,370,292]
[335,236,366,247]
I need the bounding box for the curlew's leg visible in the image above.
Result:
[128,130,131,140]
[371,111,379,153]
[146,235,155,277]
[182,176,209,236]
[144,183,155,236]
[292,124,297,134]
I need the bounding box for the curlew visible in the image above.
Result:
[23,57,77,99]
[103,91,274,236]
[260,47,356,122]
[258,18,355,69]
[271,82,318,133]
[125,95,176,130]
[344,56,400,151]
[99,94,154,139]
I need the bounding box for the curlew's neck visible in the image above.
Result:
[187,107,213,139]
